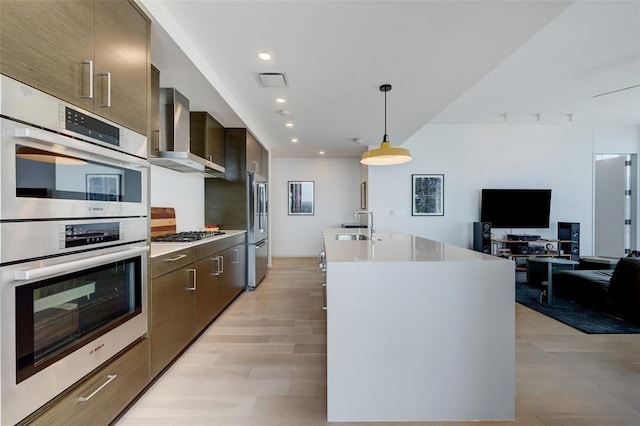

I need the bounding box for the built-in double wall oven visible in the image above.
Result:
[0,75,149,425]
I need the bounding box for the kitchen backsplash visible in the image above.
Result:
[150,165,204,231]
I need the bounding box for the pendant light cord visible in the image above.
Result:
[384,89,388,140]
[380,84,391,142]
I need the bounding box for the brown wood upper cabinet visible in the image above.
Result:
[221,128,268,182]
[0,0,149,135]
[190,112,225,168]
[246,132,269,177]
[150,65,161,157]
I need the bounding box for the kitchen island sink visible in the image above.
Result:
[334,233,369,240]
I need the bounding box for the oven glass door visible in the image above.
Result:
[15,255,143,383]
[16,144,143,203]
[1,117,148,220]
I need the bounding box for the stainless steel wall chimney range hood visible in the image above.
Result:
[151,88,225,178]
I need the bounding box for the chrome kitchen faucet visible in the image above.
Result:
[354,210,374,237]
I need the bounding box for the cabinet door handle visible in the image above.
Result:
[211,257,221,276]
[80,60,94,99]
[217,255,224,274]
[322,283,327,310]
[232,248,239,264]
[98,72,111,107]
[78,374,117,402]
[186,268,196,291]
[164,254,187,262]
[153,130,161,151]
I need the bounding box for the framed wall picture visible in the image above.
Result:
[288,181,314,215]
[86,174,121,201]
[412,174,444,216]
[360,181,367,210]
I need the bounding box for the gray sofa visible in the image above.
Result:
[554,257,640,324]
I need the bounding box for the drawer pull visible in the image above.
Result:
[322,283,327,310]
[78,374,117,402]
[165,254,187,262]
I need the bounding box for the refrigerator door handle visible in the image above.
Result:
[258,184,266,232]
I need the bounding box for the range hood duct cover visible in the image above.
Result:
[152,87,225,178]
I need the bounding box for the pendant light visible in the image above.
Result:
[360,84,412,166]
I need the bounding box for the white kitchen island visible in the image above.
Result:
[323,228,515,422]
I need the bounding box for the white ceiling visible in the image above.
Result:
[140,0,640,158]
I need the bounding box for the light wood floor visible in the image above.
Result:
[118,257,640,425]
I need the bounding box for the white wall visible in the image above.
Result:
[368,124,596,254]
[147,123,637,254]
[594,124,640,153]
[271,157,361,256]
[150,165,204,231]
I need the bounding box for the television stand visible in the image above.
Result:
[506,234,541,241]
[492,238,572,271]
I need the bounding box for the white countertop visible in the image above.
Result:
[150,230,246,258]
[323,228,507,263]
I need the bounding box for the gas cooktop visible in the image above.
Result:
[151,231,225,243]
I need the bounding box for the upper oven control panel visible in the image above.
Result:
[61,222,121,248]
[62,106,120,147]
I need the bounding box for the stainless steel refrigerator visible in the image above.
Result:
[247,172,268,290]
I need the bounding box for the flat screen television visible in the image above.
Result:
[480,189,552,228]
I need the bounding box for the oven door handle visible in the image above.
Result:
[13,246,149,281]
[13,127,148,168]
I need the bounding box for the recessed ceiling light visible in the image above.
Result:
[319,151,325,155]
[258,51,272,61]
[291,138,298,143]
[275,97,286,104]
[285,122,294,128]
[279,110,290,116]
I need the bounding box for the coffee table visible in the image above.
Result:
[526,257,579,307]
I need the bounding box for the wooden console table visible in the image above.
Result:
[492,239,572,270]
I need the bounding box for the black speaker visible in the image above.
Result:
[506,243,530,254]
[473,222,492,254]
[530,245,546,255]
[558,222,580,261]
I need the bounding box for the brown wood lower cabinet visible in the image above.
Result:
[151,234,247,377]
[150,250,196,377]
[23,338,150,425]
[194,254,222,334]
[218,243,247,308]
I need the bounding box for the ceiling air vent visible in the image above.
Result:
[255,72,289,87]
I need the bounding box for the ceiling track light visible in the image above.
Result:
[360,84,412,166]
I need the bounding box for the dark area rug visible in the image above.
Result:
[515,279,640,334]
